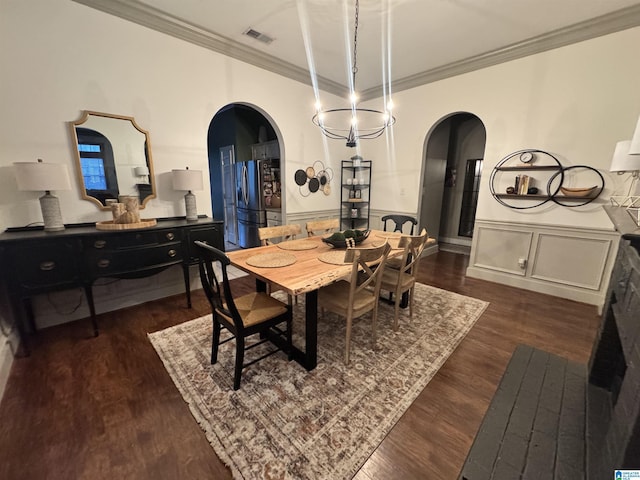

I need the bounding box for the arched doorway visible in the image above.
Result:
[419,113,486,253]
[207,103,282,249]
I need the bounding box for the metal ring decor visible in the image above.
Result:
[489,149,604,210]
[294,161,333,197]
[547,165,605,207]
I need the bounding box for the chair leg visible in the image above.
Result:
[233,336,245,390]
[393,290,402,331]
[344,316,353,365]
[409,286,415,321]
[211,318,221,364]
[371,304,378,343]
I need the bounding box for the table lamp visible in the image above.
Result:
[134,165,150,184]
[172,167,203,221]
[629,115,640,156]
[14,158,71,232]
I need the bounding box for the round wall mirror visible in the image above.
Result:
[69,111,156,209]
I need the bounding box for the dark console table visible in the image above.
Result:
[0,217,223,354]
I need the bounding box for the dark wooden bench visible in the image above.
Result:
[458,344,587,480]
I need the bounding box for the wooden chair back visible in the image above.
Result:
[397,228,429,278]
[194,241,243,331]
[306,218,340,237]
[343,242,392,313]
[258,224,302,245]
[382,214,418,235]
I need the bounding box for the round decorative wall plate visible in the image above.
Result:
[294,169,307,186]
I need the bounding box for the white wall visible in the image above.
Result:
[362,27,640,231]
[0,0,348,234]
[2,3,638,233]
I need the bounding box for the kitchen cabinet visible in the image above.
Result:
[251,140,279,160]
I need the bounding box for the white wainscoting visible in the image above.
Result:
[467,219,619,309]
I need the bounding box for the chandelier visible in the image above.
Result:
[312,0,395,148]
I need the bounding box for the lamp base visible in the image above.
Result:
[40,191,65,232]
[184,191,198,221]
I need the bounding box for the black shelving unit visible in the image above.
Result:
[340,159,371,230]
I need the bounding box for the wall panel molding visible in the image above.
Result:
[467,219,619,308]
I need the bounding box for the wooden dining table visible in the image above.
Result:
[226,229,405,371]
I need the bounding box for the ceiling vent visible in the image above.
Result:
[243,28,274,45]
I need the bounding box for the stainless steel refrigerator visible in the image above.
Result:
[236,159,267,248]
[220,145,237,246]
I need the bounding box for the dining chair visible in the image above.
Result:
[381,215,419,270]
[318,242,392,365]
[194,241,292,390]
[381,214,418,235]
[258,224,302,245]
[379,229,429,331]
[305,218,340,237]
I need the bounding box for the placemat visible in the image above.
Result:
[277,240,318,251]
[246,252,297,268]
[317,251,350,265]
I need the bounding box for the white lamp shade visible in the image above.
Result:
[134,166,150,176]
[629,115,640,155]
[14,160,71,191]
[610,140,640,172]
[172,168,203,191]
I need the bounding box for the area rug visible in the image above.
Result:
[149,283,488,479]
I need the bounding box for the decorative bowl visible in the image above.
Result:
[559,186,597,197]
[322,230,370,248]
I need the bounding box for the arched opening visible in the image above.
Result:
[419,112,486,254]
[207,103,282,249]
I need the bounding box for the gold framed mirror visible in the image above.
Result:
[69,111,156,210]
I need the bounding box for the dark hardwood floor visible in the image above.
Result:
[0,251,600,479]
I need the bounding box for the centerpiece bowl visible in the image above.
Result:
[321,229,370,248]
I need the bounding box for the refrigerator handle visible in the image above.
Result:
[241,163,249,206]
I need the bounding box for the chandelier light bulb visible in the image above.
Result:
[349,92,358,104]
[351,116,358,126]
[318,112,325,122]
[314,100,322,112]
[386,99,394,111]
[383,112,390,123]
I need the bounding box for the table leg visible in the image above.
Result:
[270,290,318,371]
[303,290,318,370]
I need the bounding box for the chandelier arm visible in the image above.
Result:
[311,0,395,147]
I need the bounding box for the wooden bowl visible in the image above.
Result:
[559,186,597,197]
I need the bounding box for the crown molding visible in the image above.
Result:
[73,0,640,102]
[71,0,348,97]
[361,3,640,100]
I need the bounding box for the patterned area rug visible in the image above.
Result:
[149,283,488,479]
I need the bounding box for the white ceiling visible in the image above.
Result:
[75,0,640,98]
